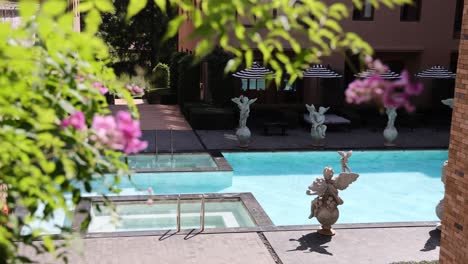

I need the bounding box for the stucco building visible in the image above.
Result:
[179,0,464,110]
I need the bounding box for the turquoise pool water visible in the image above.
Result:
[89,150,447,226]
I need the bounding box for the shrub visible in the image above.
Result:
[0,2,145,262]
[151,62,170,90]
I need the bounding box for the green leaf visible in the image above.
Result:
[19,1,37,19]
[95,0,115,13]
[79,1,95,12]
[41,1,68,17]
[127,0,148,20]
[84,9,102,34]
[163,15,185,41]
[154,0,166,12]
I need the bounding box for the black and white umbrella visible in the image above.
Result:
[232,62,275,79]
[415,65,456,79]
[355,68,400,80]
[303,64,342,78]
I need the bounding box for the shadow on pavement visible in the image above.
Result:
[421,229,440,252]
[288,232,333,255]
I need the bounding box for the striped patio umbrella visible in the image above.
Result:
[415,65,456,79]
[232,62,275,79]
[354,68,400,80]
[303,64,342,78]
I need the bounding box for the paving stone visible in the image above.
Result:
[264,227,440,264]
[20,233,276,264]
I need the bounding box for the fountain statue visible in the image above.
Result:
[383,107,398,146]
[232,95,257,148]
[436,160,448,230]
[306,151,359,236]
[441,98,454,109]
[306,104,329,145]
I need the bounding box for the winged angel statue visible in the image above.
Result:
[306,151,358,235]
[305,104,329,141]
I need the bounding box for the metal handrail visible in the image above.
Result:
[200,194,206,232]
[176,194,181,232]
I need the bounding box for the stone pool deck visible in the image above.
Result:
[139,127,449,153]
[21,225,440,264]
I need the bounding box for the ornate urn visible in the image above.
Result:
[383,107,398,146]
[307,151,359,236]
[235,126,251,148]
[306,104,329,146]
[436,160,448,230]
[232,96,257,148]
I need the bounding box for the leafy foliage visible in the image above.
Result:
[140,0,412,84]
[0,0,139,262]
[99,0,177,72]
[151,62,171,89]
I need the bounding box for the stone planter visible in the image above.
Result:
[315,198,340,236]
[383,107,398,146]
[236,126,251,148]
[383,126,398,146]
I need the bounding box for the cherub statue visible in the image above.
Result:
[306,104,329,140]
[338,151,352,173]
[383,107,398,146]
[386,107,397,129]
[306,152,359,236]
[232,96,257,128]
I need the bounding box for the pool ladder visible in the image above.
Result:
[176,194,206,232]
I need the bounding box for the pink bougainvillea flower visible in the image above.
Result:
[364,56,388,73]
[61,111,86,131]
[345,75,387,105]
[92,82,109,95]
[132,85,144,95]
[91,111,147,154]
[91,115,125,150]
[126,84,144,96]
[346,58,424,112]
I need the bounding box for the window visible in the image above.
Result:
[400,0,421,21]
[241,79,266,91]
[454,0,464,38]
[353,1,374,21]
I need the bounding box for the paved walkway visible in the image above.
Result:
[20,233,275,264]
[20,226,440,263]
[110,101,191,131]
[265,227,440,264]
[196,128,449,151]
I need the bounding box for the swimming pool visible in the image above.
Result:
[89,150,447,226]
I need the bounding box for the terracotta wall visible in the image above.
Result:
[439,2,468,263]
